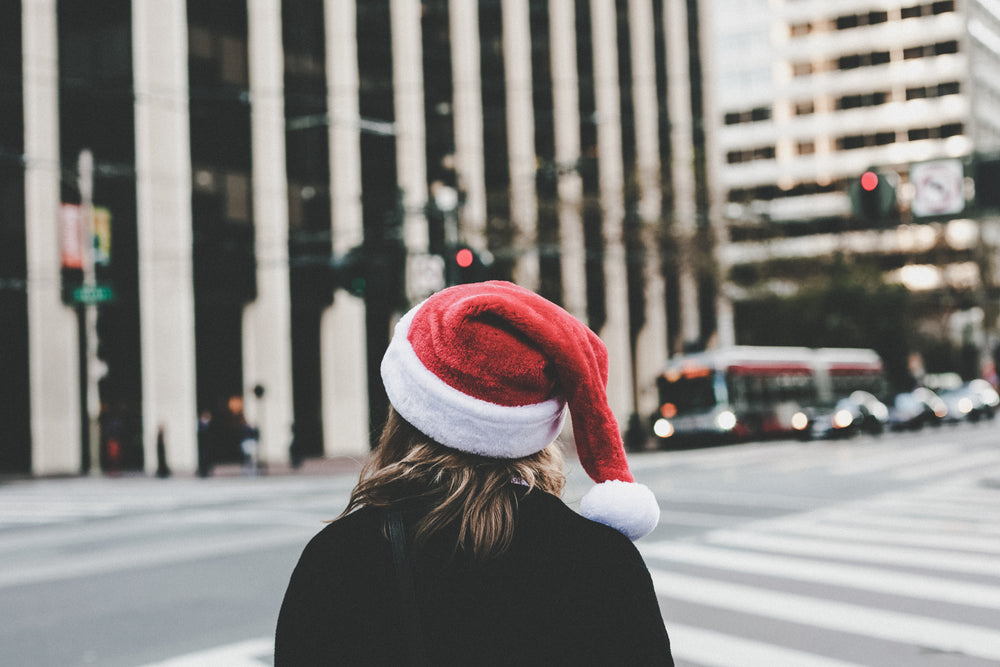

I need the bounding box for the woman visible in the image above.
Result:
[275,281,672,665]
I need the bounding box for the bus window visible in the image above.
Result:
[658,372,719,413]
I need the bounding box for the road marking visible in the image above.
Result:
[656,509,741,527]
[666,623,865,667]
[764,519,1000,554]
[641,541,1000,609]
[814,507,1000,534]
[140,638,273,666]
[649,568,1000,662]
[892,449,1000,481]
[660,488,819,510]
[0,526,312,589]
[705,529,1000,576]
[830,442,964,476]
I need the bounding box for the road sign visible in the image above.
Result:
[73,284,115,304]
[911,159,965,217]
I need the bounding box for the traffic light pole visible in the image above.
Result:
[78,149,103,475]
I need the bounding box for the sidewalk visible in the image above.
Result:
[208,455,365,479]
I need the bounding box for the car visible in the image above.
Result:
[888,388,948,431]
[797,390,889,440]
[940,380,1000,423]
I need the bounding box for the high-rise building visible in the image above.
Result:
[4,0,682,476]
[705,0,1000,375]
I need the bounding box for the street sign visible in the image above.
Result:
[911,159,965,217]
[73,284,115,304]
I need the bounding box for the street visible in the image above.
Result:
[1,422,999,666]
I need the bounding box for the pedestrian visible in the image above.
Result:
[275,281,672,666]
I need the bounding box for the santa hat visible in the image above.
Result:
[380,280,660,541]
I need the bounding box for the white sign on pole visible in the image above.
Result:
[911,159,965,217]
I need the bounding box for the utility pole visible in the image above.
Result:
[78,148,104,474]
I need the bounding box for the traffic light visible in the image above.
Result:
[446,245,491,285]
[973,155,1000,212]
[330,245,369,297]
[849,169,897,223]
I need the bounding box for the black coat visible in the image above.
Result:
[275,489,673,666]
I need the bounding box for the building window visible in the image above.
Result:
[940,122,963,137]
[935,40,958,55]
[836,14,859,30]
[937,81,960,96]
[796,141,816,155]
[932,1,955,14]
[902,5,923,19]
[792,61,814,77]
[723,106,773,125]
[835,132,895,150]
[835,10,888,30]
[836,91,890,109]
[727,145,777,164]
[794,100,815,115]
[906,81,960,99]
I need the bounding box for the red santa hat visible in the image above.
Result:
[381,280,660,540]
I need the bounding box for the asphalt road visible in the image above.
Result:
[1,421,999,666]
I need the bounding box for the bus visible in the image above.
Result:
[651,346,887,445]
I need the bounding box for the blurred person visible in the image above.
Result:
[275,281,671,665]
[197,409,214,477]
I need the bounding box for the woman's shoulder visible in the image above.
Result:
[295,506,384,566]
[518,490,644,558]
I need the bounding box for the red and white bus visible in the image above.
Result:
[651,346,887,445]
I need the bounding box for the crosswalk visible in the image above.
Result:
[641,463,1000,666]
[4,429,999,666]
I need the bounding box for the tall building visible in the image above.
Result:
[705,0,1000,378]
[4,0,689,477]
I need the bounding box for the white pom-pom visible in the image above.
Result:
[579,480,660,541]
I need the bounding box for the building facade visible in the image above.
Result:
[4,0,703,476]
[707,0,1000,378]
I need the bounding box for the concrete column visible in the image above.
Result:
[245,0,294,465]
[549,0,587,321]
[133,0,199,474]
[665,0,701,351]
[696,0,735,347]
[449,0,487,252]
[590,0,634,424]
[391,0,429,262]
[322,0,369,457]
[503,0,539,289]
[23,0,81,475]
[629,0,668,417]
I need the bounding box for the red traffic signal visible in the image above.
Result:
[455,247,474,268]
[860,170,879,192]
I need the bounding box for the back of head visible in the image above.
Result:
[344,406,565,559]
[358,281,659,552]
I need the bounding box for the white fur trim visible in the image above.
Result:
[579,480,660,541]
[381,306,567,459]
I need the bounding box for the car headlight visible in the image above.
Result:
[652,418,674,438]
[833,409,854,429]
[791,411,809,431]
[715,410,737,431]
[958,397,974,414]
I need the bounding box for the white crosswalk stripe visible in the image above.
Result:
[644,467,1000,666]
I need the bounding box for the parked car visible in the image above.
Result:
[804,390,889,440]
[940,380,1000,423]
[888,387,947,431]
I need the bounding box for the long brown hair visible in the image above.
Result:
[340,406,566,560]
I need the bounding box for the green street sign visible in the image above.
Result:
[73,284,115,304]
